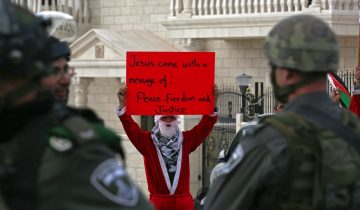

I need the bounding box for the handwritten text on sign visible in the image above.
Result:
[126,52,215,115]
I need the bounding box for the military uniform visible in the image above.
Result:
[2,102,153,210]
[205,15,360,210]
[0,2,153,210]
[38,109,153,210]
[205,92,360,210]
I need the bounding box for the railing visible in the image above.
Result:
[11,0,90,24]
[217,68,355,117]
[328,68,355,94]
[169,0,357,17]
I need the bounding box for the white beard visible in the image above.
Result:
[159,120,179,138]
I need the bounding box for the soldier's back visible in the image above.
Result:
[38,106,153,210]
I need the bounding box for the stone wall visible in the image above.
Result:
[205,39,268,87]
[96,0,169,40]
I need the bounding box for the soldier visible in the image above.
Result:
[204,15,360,210]
[0,2,153,210]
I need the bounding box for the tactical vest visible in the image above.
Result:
[60,115,125,160]
[0,114,50,210]
[264,110,360,210]
[0,113,124,210]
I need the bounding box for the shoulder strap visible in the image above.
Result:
[62,116,126,161]
[63,116,100,144]
[265,112,323,209]
[297,107,360,155]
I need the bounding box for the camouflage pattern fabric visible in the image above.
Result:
[263,15,339,73]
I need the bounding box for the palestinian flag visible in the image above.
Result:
[327,72,351,108]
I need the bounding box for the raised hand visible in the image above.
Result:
[330,87,341,105]
[117,85,127,109]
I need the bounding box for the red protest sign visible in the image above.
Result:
[126,51,215,115]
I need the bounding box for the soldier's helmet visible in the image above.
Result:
[263,15,339,73]
[0,1,52,80]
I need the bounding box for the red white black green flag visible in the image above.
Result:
[327,72,351,108]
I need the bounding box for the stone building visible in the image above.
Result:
[12,0,359,197]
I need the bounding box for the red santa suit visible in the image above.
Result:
[116,107,217,210]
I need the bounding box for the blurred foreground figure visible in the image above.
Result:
[0,1,153,210]
[205,14,360,210]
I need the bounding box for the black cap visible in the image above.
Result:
[49,36,71,61]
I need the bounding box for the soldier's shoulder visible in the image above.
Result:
[89,158,151,208]
[66,106,104,124]
[48,114,119,152]
[242,117,281,139]
[237,114,289,152]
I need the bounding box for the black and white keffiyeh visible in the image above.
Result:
[151,123,182,183]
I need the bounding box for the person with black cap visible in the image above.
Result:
[47,36,104,124]
[0,1,153,210]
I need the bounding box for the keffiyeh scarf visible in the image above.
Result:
[151,123,182,183]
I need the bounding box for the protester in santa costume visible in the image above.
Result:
[115,85,219,210]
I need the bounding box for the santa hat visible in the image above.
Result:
[154,115,180,123]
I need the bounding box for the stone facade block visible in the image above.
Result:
[341,47,357,58]
[238,40,254,48]
[115,16,129,24]
[344,58,357,68]
[222,58,239,68]
[103,16,115,25]
[144,24,159,31]
[215,49,230,58]
[95,95,110,103]
[126,167,136,179]
[345,37,358,47]
[89,0,100,9]
[122,139,138,154]
[244,49,262,58]
[128,15,141,23]
[252,58,268,68]
[115,0,127,6]
[103,0,115,7]
[108,8,121,16]
[221,40,239,49]
[136,168,147,182]
[206,40,222,50]
[100,8,110,16]
[230,49,245,58]
[128,154,144,168]
[150,14,167,23]
[122,24,135,30]
[237,59,252,67]
[120,7,131,15]
[251,39,264,48]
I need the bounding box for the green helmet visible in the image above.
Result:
[263,14,339,73]
[0,1,52,79]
